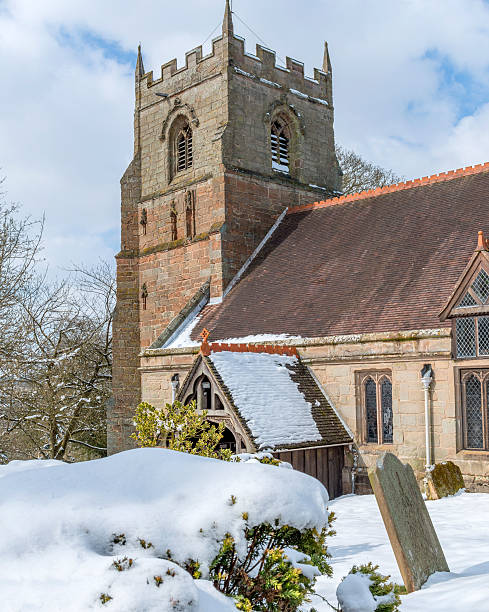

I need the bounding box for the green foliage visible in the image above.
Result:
[131,400,232,461]
[349,562,403,612]
[209,509,336,611]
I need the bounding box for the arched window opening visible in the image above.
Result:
[214,394,224,411]
[359,371,393,445]
[176,123,193,173]
[271,117,291,174]
[200,376,211,411]
[217,426,237,453]
[365,377,378,443]
[464,373,483,449]
[381,377,393,444]
[170,206,178,241]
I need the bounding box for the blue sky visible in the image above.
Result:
[1,0,489,271]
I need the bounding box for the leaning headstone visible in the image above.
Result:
[368,452,449,592]
[426,461,465,500]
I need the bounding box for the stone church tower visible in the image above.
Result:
[110,1,341,453]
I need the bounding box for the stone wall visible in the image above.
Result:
[138,328,489,489]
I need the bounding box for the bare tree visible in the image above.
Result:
[0,262,114,461]
[0,178,43,360]
[336,145,403,195]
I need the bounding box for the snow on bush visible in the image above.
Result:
[336,563,401,612]
[0,448,330,611]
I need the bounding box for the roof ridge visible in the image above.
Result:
[201,340,298,357]
[287,161,489,215]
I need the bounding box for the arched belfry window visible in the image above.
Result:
[175,122,193,173]
[271,117,291,174]
[357,370,393,445]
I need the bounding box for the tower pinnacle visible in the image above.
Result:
[323,41,332,74]
[136,44,145,79]
[222,0,234,37]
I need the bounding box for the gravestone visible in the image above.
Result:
[426,461,465,500]
[368,452,449,592]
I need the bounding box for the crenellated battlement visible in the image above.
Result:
[138,37,224,92]
[136,26,331,105]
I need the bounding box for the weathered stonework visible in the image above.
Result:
[137,328,489,491]
[110,7,341,453]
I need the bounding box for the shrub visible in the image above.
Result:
[336,562,403,612]
[131,400,232,461]
[209,508,336,611]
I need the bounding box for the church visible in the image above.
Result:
[110,1,489,497]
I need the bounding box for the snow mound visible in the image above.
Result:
[0,448,329,611]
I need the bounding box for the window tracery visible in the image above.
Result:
[271,116,291,174]
[459,369,489,450]
[357,371,393,445]
[176,123,193,173]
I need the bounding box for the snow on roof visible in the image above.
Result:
[209,351,322,449]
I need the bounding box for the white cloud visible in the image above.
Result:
[1,0,489,271]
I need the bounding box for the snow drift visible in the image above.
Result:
[0,448,329,611]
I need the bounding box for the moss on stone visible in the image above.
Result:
[426,461,465,500]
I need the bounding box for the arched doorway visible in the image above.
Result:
[215,426,237,453]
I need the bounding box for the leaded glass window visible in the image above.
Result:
[456,317,476,358]
[458,292,477,307]
[454,315,489,359]
[381,378,393,444]
[460,371,489,450]
[360,372,393,445]
[478,316,489,356]
[472,269,489,303]
[365,377,378,443]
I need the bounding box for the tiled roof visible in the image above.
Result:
[192,165,489,340]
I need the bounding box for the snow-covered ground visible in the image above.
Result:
[2,449,489,611]
[309,492,489,611]
[0,448,329,611]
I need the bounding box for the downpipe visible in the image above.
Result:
[421,364,433,470]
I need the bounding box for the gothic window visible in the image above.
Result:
[170,206,178,241]
[358,371,393,445]
[460,369,489,450]
[201,377,211,411]
[271,117,291,174]
[175,123,193,173]
[185,191,196,239]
